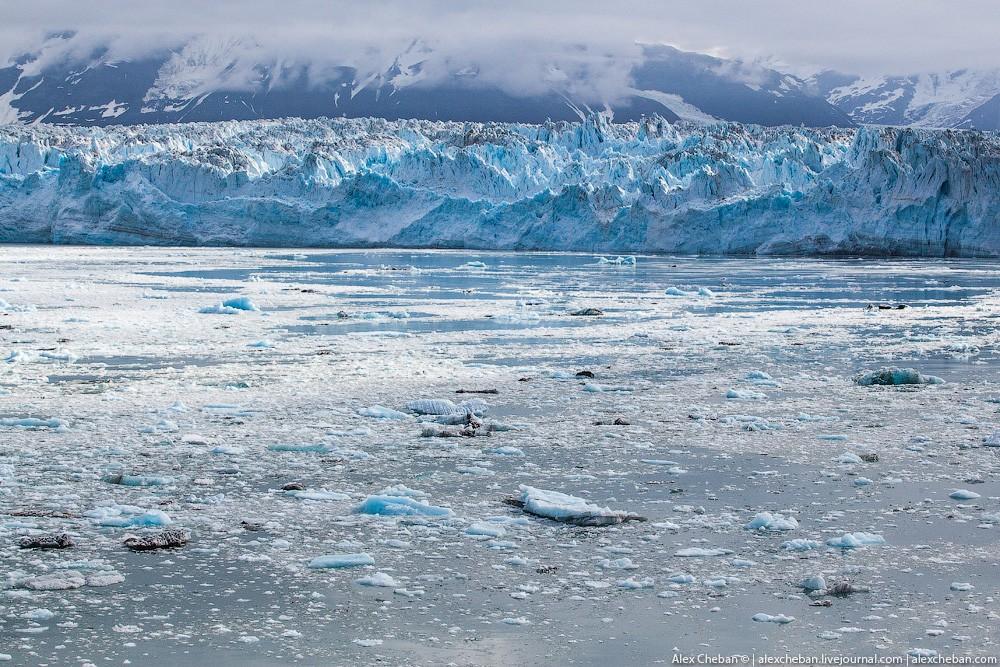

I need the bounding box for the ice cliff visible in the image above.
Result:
[1,114,998,255]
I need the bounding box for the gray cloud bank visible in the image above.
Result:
[3,0,998,103]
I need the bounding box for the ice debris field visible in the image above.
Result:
[1,114,999,256]
[1,247,1000,665]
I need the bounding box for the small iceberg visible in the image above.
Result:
[511,485,644,527]
[781,539,821,552]
[674,547,733,557]
[308,553,374,569]
[358,405,410,420]
[405,399,459,415]
[826,532,885,549]
[744,512,798,532]
[199,296,259,314]
[726,388,767,400]
[752,613,795,625]
[949,489,981,501]
[854,367,944,386]
[356,494,453,518]
[597,255,637,266]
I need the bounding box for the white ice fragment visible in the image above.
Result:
[744,512,798,532]
[825,532,885,549]
[356,572,398,587]
[753,613,795,624]
[307,553,374,569]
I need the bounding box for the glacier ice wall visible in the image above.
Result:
[1,114,998,255]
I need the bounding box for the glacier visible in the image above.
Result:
[1,113,998,255]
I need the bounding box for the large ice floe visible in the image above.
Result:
[2,114,1000,255]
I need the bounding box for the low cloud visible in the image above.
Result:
[2,0,998,102]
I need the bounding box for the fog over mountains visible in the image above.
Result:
[2,31,999,130]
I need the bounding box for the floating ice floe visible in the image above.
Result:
[674,547,734,557]
[799,575,827,591]
[405,398,459,415]
[285,489,351,501]
[949,489,981,500]
[596,256,637,266]
[102,473,175,487]
[0,417,66,430]
[583,382,634,393]
[726,388,767,400]
[357,405,410,420]
[752,613,795,624]
[307,553,374,569]
[950,582,974,591]
[356,572,398,587]
[744,512,799,532]
[355,493,453,518]
[781,539,821,551]
[825,532,885,549]
[199,296,260,314]
[86,505,173,528]
[510,485,644,527]
[854,367,944,386]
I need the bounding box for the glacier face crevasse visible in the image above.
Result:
[0,114,998,255]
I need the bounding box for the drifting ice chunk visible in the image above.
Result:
[949,489,981,500]
[308,553,374,569]
[406,399,459,415]
[358,405,410,420]
[511,485,644,526]
[781,539,821,552]
[826,532,885,549]
[356,494,453,517]
[800,575,826,591]
[223,297,259,311]
[102,473,174,487]
[356,572,398,587]
[285,489,351,501]
[674,547,734,557]
[87,505,172,528]
[726,388,767,400]
[466,522,506,538]
[854,367,944,386]
[744,512,798,532]
[583,382,634,393]
[752,613,795,624]
[597,256,637,266]
[0,417,66,430]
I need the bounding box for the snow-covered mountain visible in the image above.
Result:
[2,114,997,256]
[0,35,851,127]
[809,69,1000,131]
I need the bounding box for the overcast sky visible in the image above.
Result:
[2,0,998,79]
